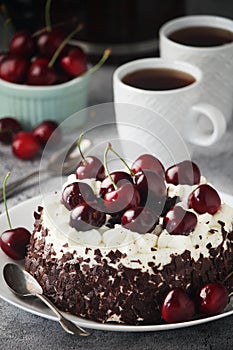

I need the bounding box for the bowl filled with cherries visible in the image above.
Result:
[0,7,110,128]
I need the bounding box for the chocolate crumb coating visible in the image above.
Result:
[25,208,233,325]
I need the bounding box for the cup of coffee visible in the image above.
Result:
[113,58,226,153]
[159,15,233,123]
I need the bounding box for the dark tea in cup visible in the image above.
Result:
[122,68,195,91]
[168,26,233,47]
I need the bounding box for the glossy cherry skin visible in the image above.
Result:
[76,156,105,181]
[0,55,28,83]
[0,227,31,260]
[32,120,61,147]
[196,283,229,316]
[0,52,7,64]
[60,46,87,77]
[134,170,166,207]
[188,184,221,215]
[165,160,201,185]
[100,171,133,197]
[70,202,106,231]
[163,205,197,235]
[27,58,57,85]
[36,29,65,59]
[10,31,35,57]
[0,117,22,144]
[131,154,165,178]
[104,183,140,215]
[12,132,40,160]
[121,206,158,234]
[161,288,195,323]
[62,182,95,210]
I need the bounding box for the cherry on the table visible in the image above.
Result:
[0,117,22,144]
[12,131,40,160]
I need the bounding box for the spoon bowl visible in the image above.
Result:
[3,263,90,336]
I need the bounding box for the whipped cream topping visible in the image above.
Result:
[37,174,233,272]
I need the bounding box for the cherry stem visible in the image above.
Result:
[48,23,84,68]
[108,144,135,177]
[45,0,52,32]
[224,270,233,283]
[104,143,117,190]
[77,133,86,163]
[81,48,112,77]
[3,172,12,230]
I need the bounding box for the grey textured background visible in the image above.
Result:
[1,1,233,349]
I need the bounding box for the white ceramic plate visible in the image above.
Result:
[0,194,233,332]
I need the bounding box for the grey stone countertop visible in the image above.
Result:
[0,63,233,350]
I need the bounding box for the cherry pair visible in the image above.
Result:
[161,283,229,323]
[0,116,61,160]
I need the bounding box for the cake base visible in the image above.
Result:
[25,208,233,325]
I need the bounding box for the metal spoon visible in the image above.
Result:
[0,139,91,202]
[3,263,90,336]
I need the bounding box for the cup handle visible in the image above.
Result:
[185,102,226,146]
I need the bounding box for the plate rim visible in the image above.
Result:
[0,193,233,332]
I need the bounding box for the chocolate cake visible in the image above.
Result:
[25,157,233,325]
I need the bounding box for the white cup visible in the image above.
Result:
[159,15,233,123]
[113,58,226,152]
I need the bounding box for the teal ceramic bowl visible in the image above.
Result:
[0,73,90,128]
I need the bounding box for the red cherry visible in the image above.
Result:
[32,120,61,147]
[104,183,140,215]
[165,160,201,185]
[196,283,229,316]
[161,288,195,323]
[163,205,197,235]
[36,29,65,59]
[188,184,221,215]
[0,227,31,260]
[76,156,105,181]
[27,58,57,85]
[60,46,87,77]
[0,52,7,64]
[10,31,35,57]
[121,206,158,234]
[0,117,22,144]
[131,154,165,178]
[62,182,95,210]
[12,132,40,160]
[0,55,28,83]
[134,170,166,211]
[70,202,106,231]
[100,171,133,198]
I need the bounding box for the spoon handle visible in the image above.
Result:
[36,294,90,336]
[0,169,45,202]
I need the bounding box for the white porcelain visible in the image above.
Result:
[159,15,233,123]
[113,58,226,159]
[0,73,90,128]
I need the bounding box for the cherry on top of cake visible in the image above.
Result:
[61,139,222,235]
